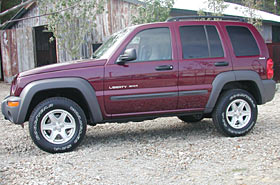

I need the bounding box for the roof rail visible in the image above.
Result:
[166,16,246,22]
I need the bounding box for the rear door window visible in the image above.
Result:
[179,25,224,59]
[207,26,224,58]
[226,26,260,57]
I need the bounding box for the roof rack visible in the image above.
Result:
[166,16,246,22]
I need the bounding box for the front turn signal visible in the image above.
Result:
[8,101,19,107]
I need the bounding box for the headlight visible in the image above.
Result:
[10,74,18,96]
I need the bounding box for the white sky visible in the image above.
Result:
[173,0,280,23]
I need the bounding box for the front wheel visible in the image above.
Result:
[212,89,258,137]
[29,97,87,153]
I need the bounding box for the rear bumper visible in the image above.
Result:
[262,80,276,103]
[1,96,22,124]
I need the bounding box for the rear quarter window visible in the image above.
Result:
[226,26,260,57]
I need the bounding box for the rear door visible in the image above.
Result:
[221,22,267,79]
[174,22,233,110]
[104,25,179,117]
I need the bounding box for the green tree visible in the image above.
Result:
[37,0,105,60]
[132,0,174,24]
[226,0,280,15]
[0,0,104,60]
[198,0,228,19]
[240,0,263,28]
[207,0,228,16]
[199,0,263,28]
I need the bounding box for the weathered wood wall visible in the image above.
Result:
[260,24,273,43]
[0,58,2,80]
[13,4,47,29]
[0,28,35,83]
[16,28,35,72]
[58,0,137,62]
[0,0,137,82]
[1,29,18,83]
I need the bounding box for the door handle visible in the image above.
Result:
[215,61,229,67]
[155,65,173,71]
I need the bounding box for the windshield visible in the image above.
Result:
[93,27,134,59]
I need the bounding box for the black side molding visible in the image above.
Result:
[111,92,177,101]
[111,90,208,101]
[179,90,208,96]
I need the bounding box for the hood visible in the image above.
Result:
[18,59,107,77]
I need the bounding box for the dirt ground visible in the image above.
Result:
[0,82,280,185]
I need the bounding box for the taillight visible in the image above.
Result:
[266,58,274,79]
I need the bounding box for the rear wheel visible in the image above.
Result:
[178,114,204,123]
[212,89,257,137]
[29,97,87,153]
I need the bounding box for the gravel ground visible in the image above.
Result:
[0,82,280,185]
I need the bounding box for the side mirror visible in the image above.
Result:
[117,48,137,65]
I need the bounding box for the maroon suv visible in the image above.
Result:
[2,16,276,153]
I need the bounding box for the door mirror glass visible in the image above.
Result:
[117,48,137,64]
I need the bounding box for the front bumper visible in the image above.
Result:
[1,96,22,124]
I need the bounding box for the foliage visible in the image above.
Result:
[207,0,228,16]
[226,0,280,15]
[198,0,228,19]
[132,0,174,24]
[199,0,263,29]
[37,0,105,60]
[0,0,22,23]
[240,0,263,29]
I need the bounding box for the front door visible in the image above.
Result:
[104,27,179,117]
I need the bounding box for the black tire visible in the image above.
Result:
[29,97,87,153]
[212,89,258,137]
[178,114,204,123]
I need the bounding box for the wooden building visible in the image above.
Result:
[1,0,280,83]
[0,0,138,82]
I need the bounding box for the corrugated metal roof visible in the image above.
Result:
[2,2,36,29]
[174,0,280,23]
[2,0,140,30]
